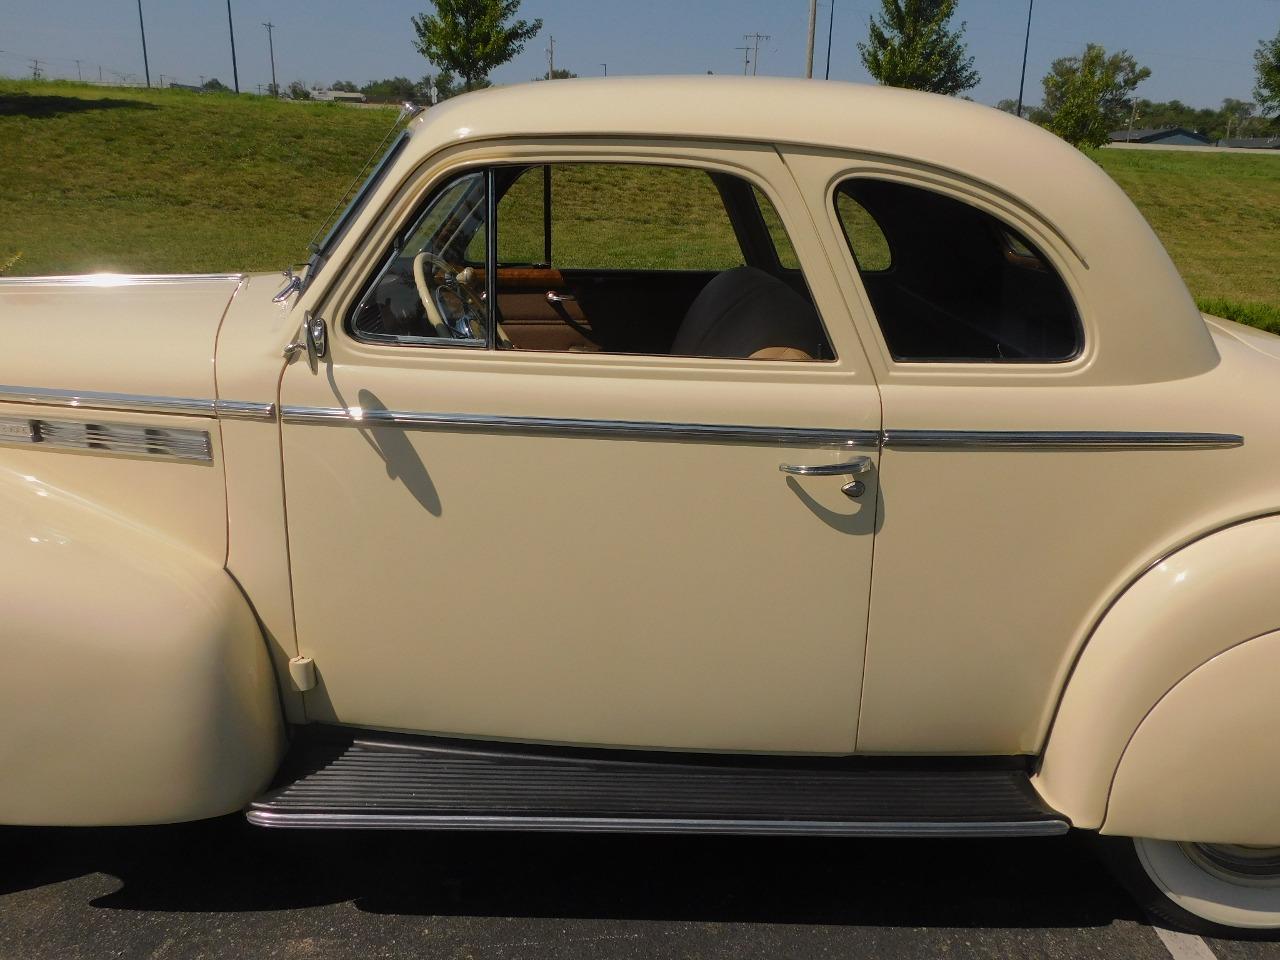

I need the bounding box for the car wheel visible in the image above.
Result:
[1101,835,1280,937]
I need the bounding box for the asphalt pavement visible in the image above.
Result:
[2,817,1278,959]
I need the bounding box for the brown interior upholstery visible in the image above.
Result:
[671,266,826,360]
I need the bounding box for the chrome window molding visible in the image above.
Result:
[882,430,1244,450]
[281,405,881,447]
[0,273,243,286]
[0,385,276,422]
[0,415,212,462]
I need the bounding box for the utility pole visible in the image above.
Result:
[1127,98,1140,140]
[74,58,83,81]
[825,0,835,80]
[1015,0,1034,117]
[226,0,240,93]
[98,65,103,82]
[744,33,769,76]
[158,74,166,87]
[600,63,607,77]
[263,21,277,97]
[30,58,42,81]
[805,0,817,78]
[546,35,554,80]
[735,45,751,75]
[136,0,151,87]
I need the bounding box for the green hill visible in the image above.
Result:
[2,79,1277,331]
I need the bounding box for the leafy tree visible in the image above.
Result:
[360,76,420,102]
[201,77,230,92]
[857,0,979,96]
[286,80,312,100]
[1040,44,1151,148]
[535,68,577,80]
[1256,27,1280,119]
[331,80,359,92]
[411,0,542,92]
[995,98,1019,114]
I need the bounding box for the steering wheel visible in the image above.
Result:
[412,251,487,340]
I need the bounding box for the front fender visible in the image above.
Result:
[1034,515,1280,832]
[0,469,285,825]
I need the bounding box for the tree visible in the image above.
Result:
[331,80,359,92]
[857,0,979,96]
[360,77,420,102]
[411,0,542,92]
[1040,44,1151,148]
[201,77,229,92]
[1256,27,1280,120]
[287,80,312,100]
[535,68,577,81]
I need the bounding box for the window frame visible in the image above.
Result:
[828,172,1088,368]
[345,168,494,351]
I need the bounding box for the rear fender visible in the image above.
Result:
[1034,516,1280,833]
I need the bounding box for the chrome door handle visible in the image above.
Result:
[546,290,576,303]
[779,456,872,477]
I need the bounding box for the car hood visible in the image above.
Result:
[1203,313,1280,364]
[0,274,244,400]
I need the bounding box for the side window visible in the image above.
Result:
[350,171,490,345]
[547,164,743,272]
[491,162,835,361]
[348,161,835,363]
[834,179,1081,363]
[752,186,801,271]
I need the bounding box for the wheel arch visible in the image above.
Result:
[1034,514,1280,829]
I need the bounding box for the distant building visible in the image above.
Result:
[1220,137,1280,150]
[1108,127,1212,147]
[311,88,366,103]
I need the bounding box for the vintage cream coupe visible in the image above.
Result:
[3,77,1279,934]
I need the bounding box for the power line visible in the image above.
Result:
[262,21,277,97]
[744,33,770,76]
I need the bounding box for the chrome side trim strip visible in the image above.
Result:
[279,407,1243,451]
[214,399,278,421]
[0,384,213,416]
[245,809,1070,837]
[0,414,212,462]
[0,273,243,286]
[0,385,276,421]
[279,405,880,447]
[882,430,1244,450]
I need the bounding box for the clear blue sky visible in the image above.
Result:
[3,0,1278,107]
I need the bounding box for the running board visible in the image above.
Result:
[247,728,1069,837]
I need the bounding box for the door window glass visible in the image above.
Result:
[350,172,490,345]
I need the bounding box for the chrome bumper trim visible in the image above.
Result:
[0,386,276,422]
[280,405,881,447]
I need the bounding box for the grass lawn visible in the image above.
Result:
[2,80,1277,333]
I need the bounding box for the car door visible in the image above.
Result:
[279,141,882,754]
[784,148,1244,757]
